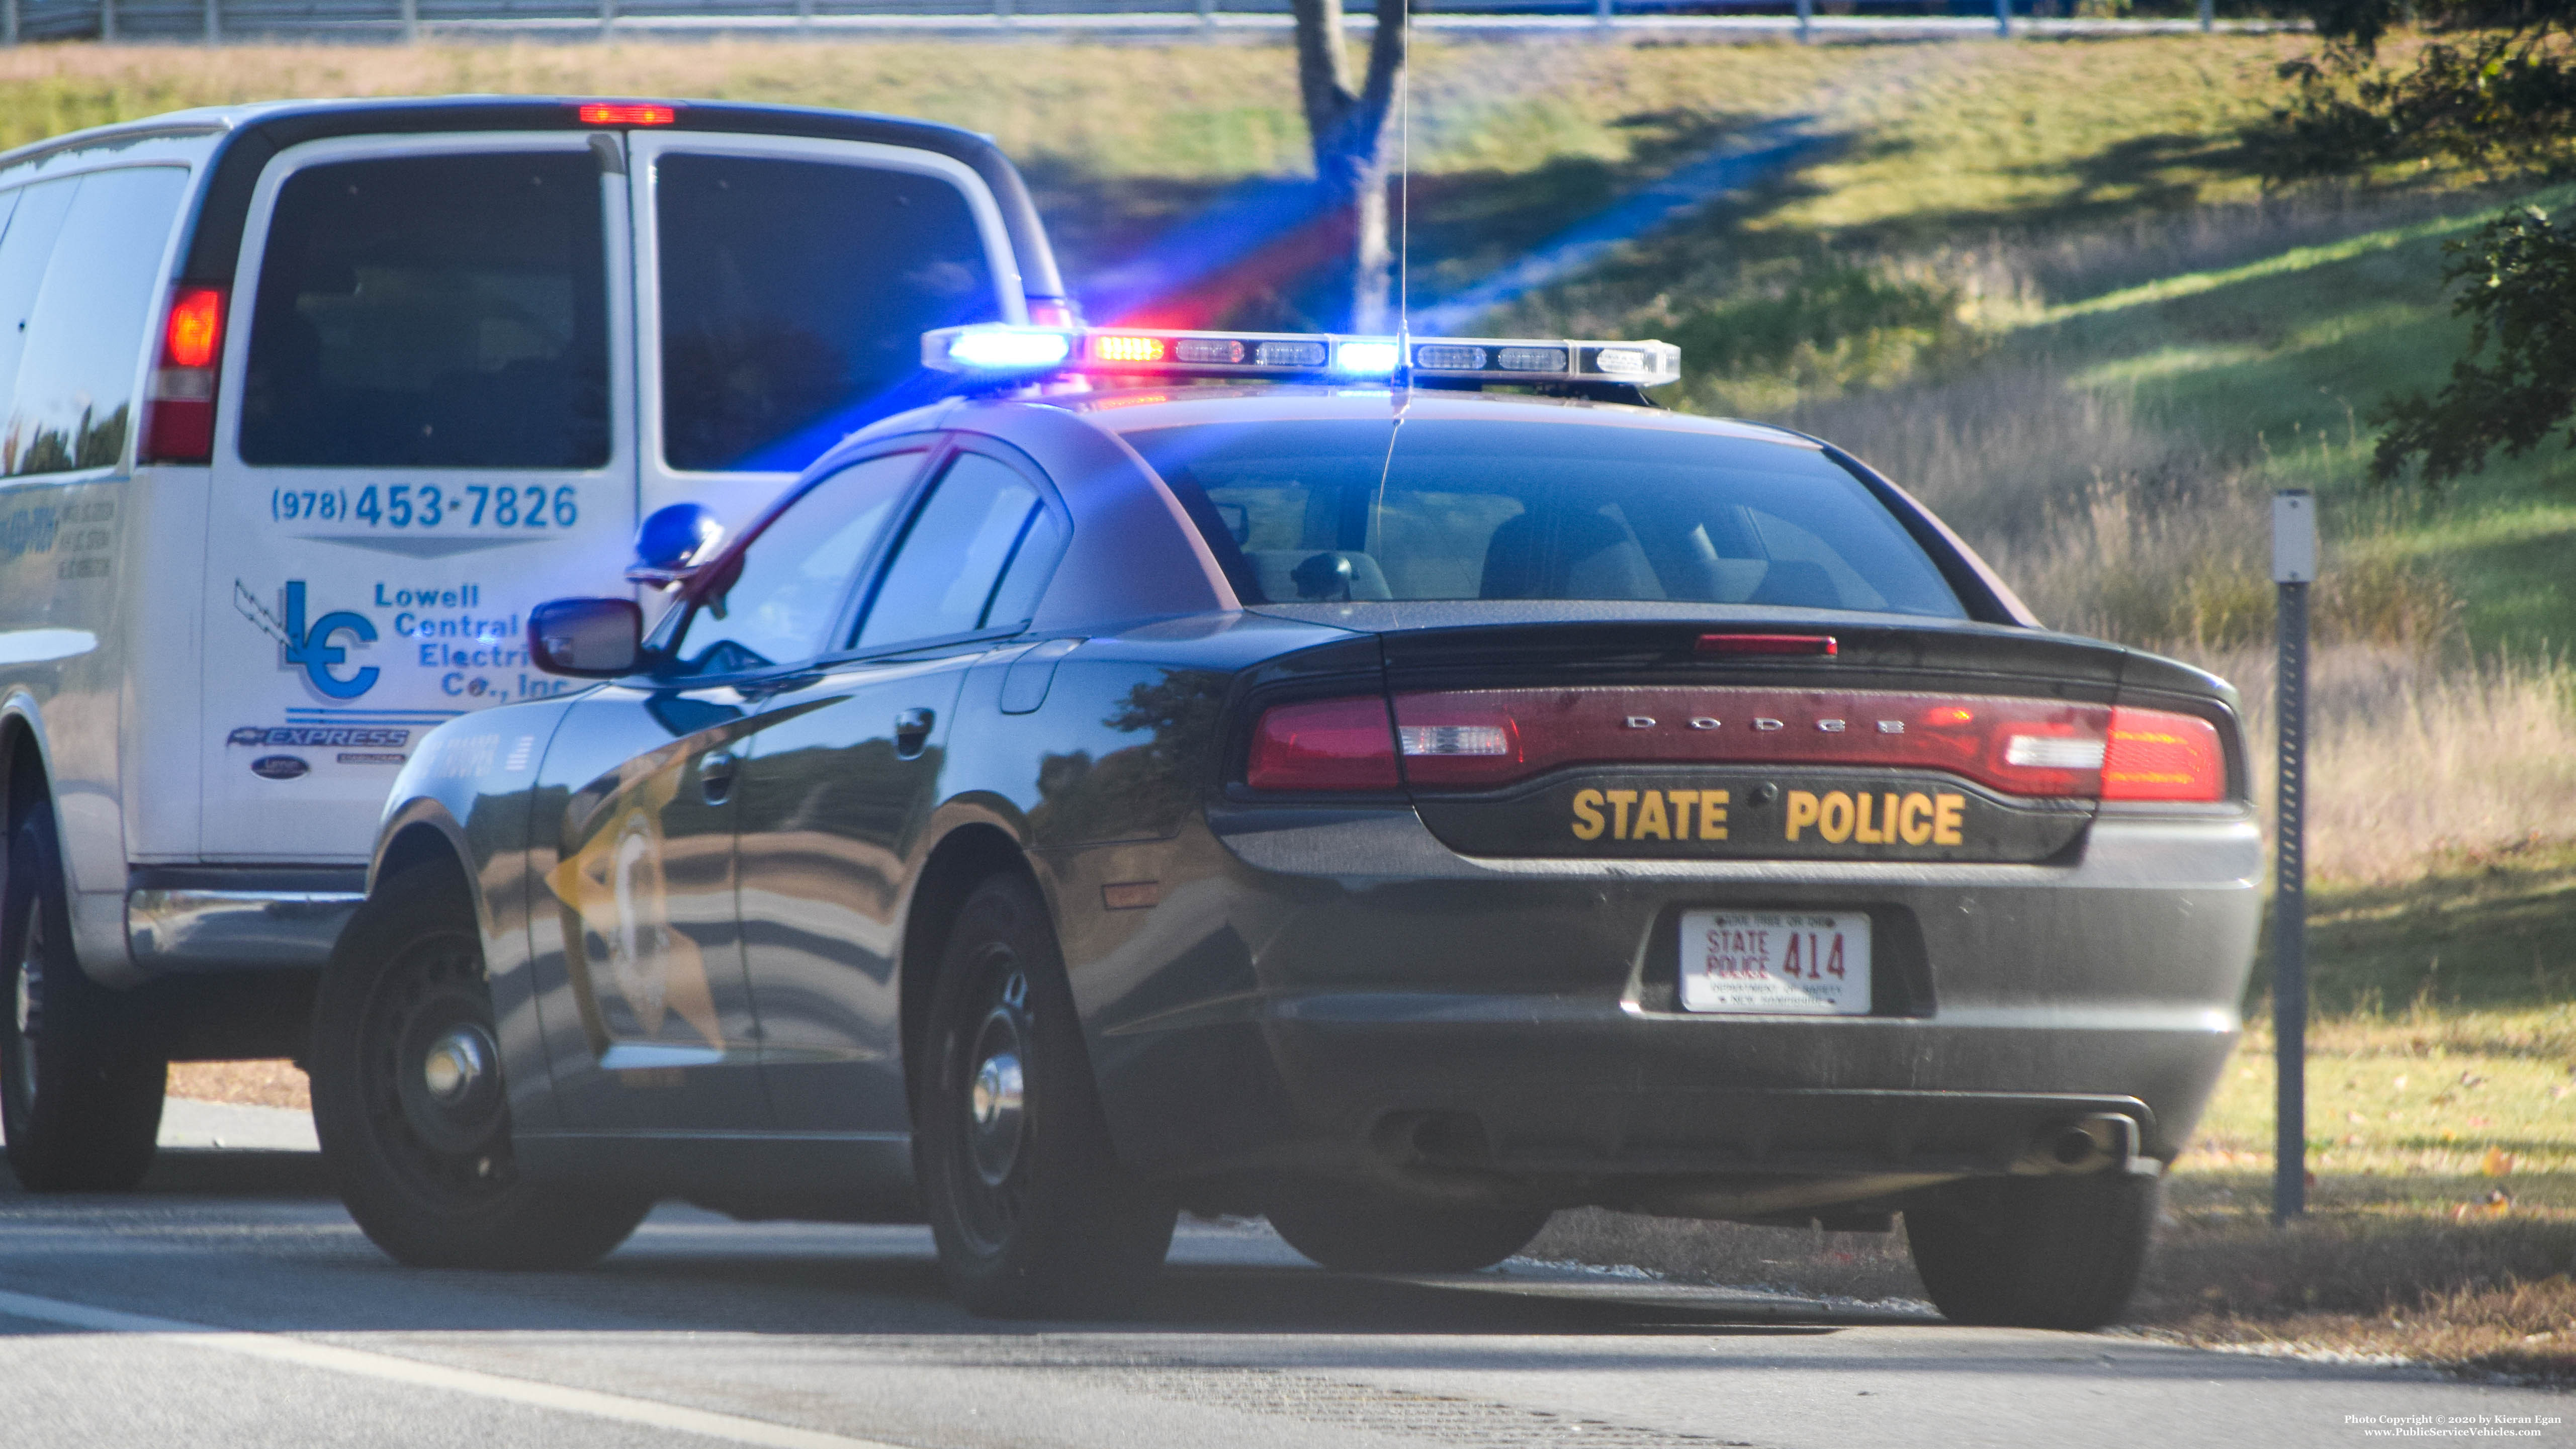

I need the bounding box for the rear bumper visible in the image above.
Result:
[1079,808,2259,1204]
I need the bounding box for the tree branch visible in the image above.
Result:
[1291,0,1358,161]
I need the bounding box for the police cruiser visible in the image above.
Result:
[329,322,2261,1330]
[0,97,1064,1190]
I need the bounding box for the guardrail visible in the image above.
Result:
[6,0,2287,45]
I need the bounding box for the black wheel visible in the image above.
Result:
[0,803,164,1192]
[1906,1172,2159,1330]
[311,861,649,1269]
[1265,1184,1551,1274]
[916,873,1176,1317]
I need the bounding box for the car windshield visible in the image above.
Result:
[1119,417,1967,617]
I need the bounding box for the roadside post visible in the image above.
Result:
[2272,489,2316,1224]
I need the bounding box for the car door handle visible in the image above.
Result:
[894,708,935,761]
[699,750,740,804]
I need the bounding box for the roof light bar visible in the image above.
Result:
[922,326,1681,389]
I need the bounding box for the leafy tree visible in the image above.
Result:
[2372,204,2576,481]
[2265,0,2576,178]
[2263,0,2576,480]
[1292,0,1409,331]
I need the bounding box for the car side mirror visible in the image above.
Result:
[529,597,643,677]
[626,502,725,586]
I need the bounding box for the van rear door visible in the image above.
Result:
[203,133,634,861]
[628,129,1023,536]
[518,129,1027,1132]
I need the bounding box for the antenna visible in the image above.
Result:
[1396,0,1413,374]
[1372,0,1417,553]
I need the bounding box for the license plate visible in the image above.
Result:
[1678,911,1872,1015]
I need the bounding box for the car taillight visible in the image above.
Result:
[1391,687,2114,797]
[2101,705,2226,802]
[1247,696,1400,791]
[142,285,224,464]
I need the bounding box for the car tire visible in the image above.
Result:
[1905,1171,2159,1330]
[311,861,649,1270]
[917,873,1177,1318]
[1265,1186,1551,1274]
[0,802,165,1193]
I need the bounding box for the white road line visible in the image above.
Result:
[0,1287,913,1449]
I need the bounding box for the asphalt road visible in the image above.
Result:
[0,1144,2564,1449]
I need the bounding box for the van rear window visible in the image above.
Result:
[240,152,610,470]
[655,155,998,473]
[0,167,188,477]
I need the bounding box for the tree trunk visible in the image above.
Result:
[1292,0,1407,332]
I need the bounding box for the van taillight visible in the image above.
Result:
[142,285,224,464]
[576,103,677,126]
[2100,706,2226,802]
[1247,696,1400,791]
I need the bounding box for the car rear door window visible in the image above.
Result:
[240,152,610,469]
[851,451,1057,652]
[654,155,998,474]
[3,167,187,476]
[670,449,926,675]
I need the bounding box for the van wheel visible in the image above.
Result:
[917,873,1176,1317]
[1905,1172,2158,1330]
[1266,1186,1550,1274]
[312,861,648,1269]
[0,804,164,1192]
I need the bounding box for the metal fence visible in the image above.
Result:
[7,0,2251,45]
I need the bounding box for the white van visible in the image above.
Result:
[0,97,1067,1190]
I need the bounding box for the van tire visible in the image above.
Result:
[1905,1171,2159,1330]
[917,873,1177,1317]
[1265,1187,1551,1274]
[0,803,165,1193]
[312,861,649,1269]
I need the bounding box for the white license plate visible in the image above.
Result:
[1678,911,1872,1015]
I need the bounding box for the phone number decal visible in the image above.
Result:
[272,485,580,530]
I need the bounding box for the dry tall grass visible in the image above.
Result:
[2215,648,2576,885]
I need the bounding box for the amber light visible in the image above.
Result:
[1247,696,1400,791]
[1092,335,1167,364]
[577,103,677,126]
[2100,706,2226,802]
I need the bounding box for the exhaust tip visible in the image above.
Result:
[2052,1126,2102,1167]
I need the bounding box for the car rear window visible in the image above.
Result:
[1120,418,1967,617]
[241,151,610,469]
[655,155,999,474]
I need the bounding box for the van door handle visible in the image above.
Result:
[699,750,739,804]
[894,708,935,760]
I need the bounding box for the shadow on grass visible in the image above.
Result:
[2249,846,2576,1016]
[1023,106,1783,330]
